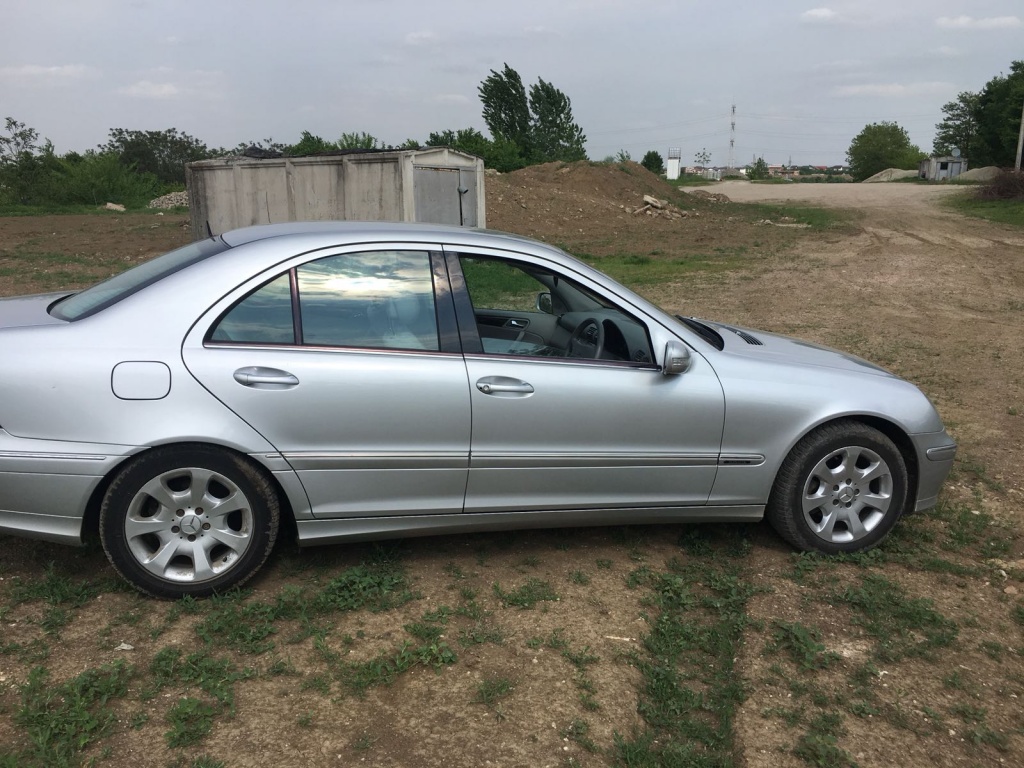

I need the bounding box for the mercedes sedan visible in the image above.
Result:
[0,222,956,597]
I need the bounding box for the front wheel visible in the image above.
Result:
[99,445,280,598]
[766,421,908,554]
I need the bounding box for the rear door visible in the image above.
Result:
[182,244,471,518]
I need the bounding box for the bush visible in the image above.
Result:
[61,152,160,207]
[978,169,1024,200]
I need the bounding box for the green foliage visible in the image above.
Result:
[493,577,559,608]
[933,91,981,157]
[829,573,957,661]
[529,77,587,162]
[478,63,587,166]
[426,127,525,173]
[972,60,1024,167]
[286,130,338,156]
[99,127,213,186]
[846,121,925,181]
[747,157,771,180]
[479,63,533,153]
[2,662,133,768]
[0,117,39,163]
[767,621,840,670]
[474,677,515,707]
[337,131,381,150]
[165,698,218,748]
[640,150,665,175]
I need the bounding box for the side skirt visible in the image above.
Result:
[295,505,765,546]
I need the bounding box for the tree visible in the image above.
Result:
[640,151,665,175]
[615,149,631,163]
[846,122,925,181]
[747,157,770,180]
[478,64,587,166]
[694,148,711,168]
[933,91,980,158]
[100,128,212,186]
[528,78,586,162]
[426,127,525,172]
[972,61,1024,167]
[478,64,533,155]
[0,117,39,165]
[337,131,381,150]
[286,131,337,156]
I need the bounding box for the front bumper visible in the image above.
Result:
[911,429,957,512]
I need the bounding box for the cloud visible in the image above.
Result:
[801,8,839,23]
[403,30,438,46]
[0,64,96,86]
[935,15,1021,30]
[116,80,182,99]
[835,81,953,97]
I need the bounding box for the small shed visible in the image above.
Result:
[185,147,485,240]
[919,155,968,181]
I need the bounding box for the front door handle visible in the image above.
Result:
[233,366,299,389]
[476,376,534,397]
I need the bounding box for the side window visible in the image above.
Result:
[208,251,440,352]
[457,254,654,365]
[210,274,294,344]
[461,258,550,312]
[298,251,439,351]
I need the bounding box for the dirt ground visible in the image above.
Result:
[0,168,1022,767]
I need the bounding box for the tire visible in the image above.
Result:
[99,445,280,598]
[766,421,907,554]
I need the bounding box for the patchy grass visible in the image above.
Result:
[946,192,1024,227]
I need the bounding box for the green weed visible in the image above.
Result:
[493,578,558,608]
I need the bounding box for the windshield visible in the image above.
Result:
[50,237,230,321]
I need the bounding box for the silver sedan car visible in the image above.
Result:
[0,222,956,597]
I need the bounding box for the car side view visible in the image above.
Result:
[0,222,957,597]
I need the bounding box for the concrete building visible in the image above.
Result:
[666,148,682,180]
[918,155,968,181]
[185,148,485,240]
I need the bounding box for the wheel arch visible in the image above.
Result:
[81,441,298,541]
[793,415,919,515]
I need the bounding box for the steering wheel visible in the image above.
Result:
[566,317,605,359]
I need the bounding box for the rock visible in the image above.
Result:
[148,191,189,209]
[104,202,126,212]
[643,195,665,209]
[1005,585,1019,595]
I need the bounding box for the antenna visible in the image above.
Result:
[728,104,736,171]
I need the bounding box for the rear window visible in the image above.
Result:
[49,237,230,321]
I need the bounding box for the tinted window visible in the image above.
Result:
[299,251,439,351]
[52,237,230,321]
[208,250,440,352]
[210,274,294,344]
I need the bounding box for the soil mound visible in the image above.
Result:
[862,168,918,183]
[958,166,1000,182]
[486,161,712,242]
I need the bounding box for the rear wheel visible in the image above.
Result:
[766,421,907,554]
[99,445,279,598]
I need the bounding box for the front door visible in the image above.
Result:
[447,248,726,514]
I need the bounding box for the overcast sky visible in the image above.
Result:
[1,0,1021,167]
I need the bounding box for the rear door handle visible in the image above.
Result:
[233,366,299,389]
[476,376,534,396]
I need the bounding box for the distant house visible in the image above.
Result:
[919,156,967,181]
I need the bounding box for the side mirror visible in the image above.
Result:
[536,292,553,314]
[662,340,692,375]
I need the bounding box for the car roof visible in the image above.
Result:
[220,221,551,253]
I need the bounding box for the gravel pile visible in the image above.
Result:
[149,191,189,209]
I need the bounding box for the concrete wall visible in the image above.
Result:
[186,149,485,240]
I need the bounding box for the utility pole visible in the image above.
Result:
[1016,96,1024,171]
[728,104,736,172]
